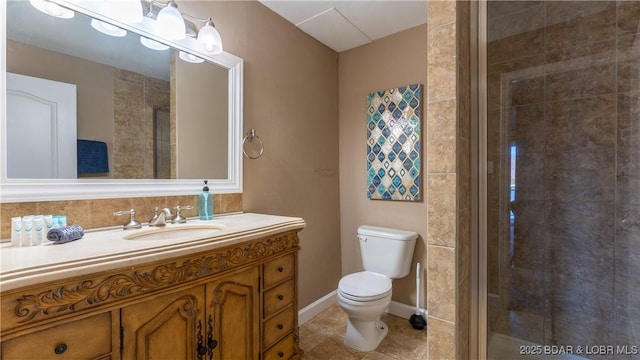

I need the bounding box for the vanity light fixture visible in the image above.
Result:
[156,1,186,40]
[180,13,224,55]
[34,0,224,55]
[179,51,205,63]
[29,0,74,19]
[196,18,223,54]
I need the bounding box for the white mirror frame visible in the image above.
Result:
[0,0,243,202]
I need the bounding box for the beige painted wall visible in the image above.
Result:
[338,25,428,307]
[179,1,341,308]
[175,55,228,179]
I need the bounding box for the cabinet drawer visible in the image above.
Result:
[263,306,295,348]
[263,254,295,288]
[264,334,295,360]
[263,280,294,318]
[1,312,112,360]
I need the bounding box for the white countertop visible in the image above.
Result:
[0,213,306,292]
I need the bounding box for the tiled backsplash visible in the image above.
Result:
[0,193,242,240]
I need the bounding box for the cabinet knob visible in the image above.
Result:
[277,323,284,330]
[277,294,284,301]
[277,266,284,272]
[54,343,68,354]
[278,351,285,358]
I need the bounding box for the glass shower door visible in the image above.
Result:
[484,1,640,359]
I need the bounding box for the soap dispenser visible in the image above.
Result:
[199,180,213,220]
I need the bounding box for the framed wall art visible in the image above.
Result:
[366,83,422,201]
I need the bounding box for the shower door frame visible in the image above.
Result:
[473,1,488,359]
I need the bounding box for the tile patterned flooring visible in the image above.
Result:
[299,304,428,359]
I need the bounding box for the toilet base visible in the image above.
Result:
[344,318,389,352]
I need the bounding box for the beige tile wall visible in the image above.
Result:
[0,193,242,239]
[426,0,472,359]
[113,70,170,179]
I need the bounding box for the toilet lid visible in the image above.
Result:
[338,271,392,301]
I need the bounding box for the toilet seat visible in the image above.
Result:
[338,271,392,302]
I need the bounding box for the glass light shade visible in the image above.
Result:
[29,0,74,19]
[179,51,204,64]
[197,20,223,54]
[140,37,170,51]
[156,2,186,40]
[108,0,143,24]
[91,19,127,37]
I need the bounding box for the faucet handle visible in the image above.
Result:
[113,209,142,230]
[149,207,160,224]
[173,205,194,224]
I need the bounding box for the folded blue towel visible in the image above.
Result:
[47,225,84,244]
[77,139,109,173]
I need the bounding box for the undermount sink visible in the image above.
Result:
[123,223,224,241]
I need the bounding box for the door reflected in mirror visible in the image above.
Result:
[5,0,229,180]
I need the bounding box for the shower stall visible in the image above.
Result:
[481,1,640,359]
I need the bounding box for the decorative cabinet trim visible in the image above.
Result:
[2,231,300,332]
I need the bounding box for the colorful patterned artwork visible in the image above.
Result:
[366,84,422,201]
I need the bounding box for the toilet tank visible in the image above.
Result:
[358,225,418,279]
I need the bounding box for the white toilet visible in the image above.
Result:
[337,225,418,351]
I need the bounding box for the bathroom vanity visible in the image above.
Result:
[0,213,305,360]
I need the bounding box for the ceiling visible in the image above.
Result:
[258,1,428,52]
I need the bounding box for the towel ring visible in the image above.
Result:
[242,129,264,159]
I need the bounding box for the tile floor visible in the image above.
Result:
[299,304,428,359]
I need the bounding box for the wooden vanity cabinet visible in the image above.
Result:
[120,267,260,359]
[1,230,302,360]
[262,254,297,360]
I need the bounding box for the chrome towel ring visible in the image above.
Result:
[242,129,264,159]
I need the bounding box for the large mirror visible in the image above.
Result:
[1,0,243,202]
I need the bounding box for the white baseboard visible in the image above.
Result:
[298,290,337,325]
[386,300,427,320]
[298,289,427,325]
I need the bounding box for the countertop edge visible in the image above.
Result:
[0,213,306,293]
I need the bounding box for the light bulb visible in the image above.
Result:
[197,19,223,54]
[29,0,74,19]
[156,2,185,40]
[179,51,204,64]
[140,37,170,51]
[91,19,127,37]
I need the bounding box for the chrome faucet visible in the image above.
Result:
[113,209,142,230]
[148,207,173,226]
[172,205,194,224]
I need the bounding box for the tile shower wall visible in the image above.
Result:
[487,0,640,354]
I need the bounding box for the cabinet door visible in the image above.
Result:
[121,286,206,360]
[206,267,260,360]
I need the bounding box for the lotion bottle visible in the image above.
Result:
[199,180,213,220]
